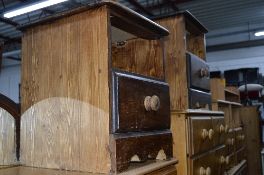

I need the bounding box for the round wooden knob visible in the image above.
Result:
[238,134,245,141]
[206,167,211,175]
[225,156,230,165]
[150,95,160,111]
[196,102,200,108]
[144,95,160,111]
[208,129,214,140]
[200,68,209,78]
[144,96,152,111]
[200,167,206,175]
[220,156,226,164]
[219,124,225,133]
[231,138,235,145]
[201,129,209,140]
[225,125,229,133]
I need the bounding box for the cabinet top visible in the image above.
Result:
[18,1,169,40]
[153,10,208,34]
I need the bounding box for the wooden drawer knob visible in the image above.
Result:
[200,167,211,175]
[220,156,230,165]
[237,134,245,141]
[225,125,229,133]
[200,68,210,78]
[225,156,230,165]
[227,138,235,145]
[201,129,209,140]
[144,95,160,111]
[208,129,214,140]
[219,124,225,133]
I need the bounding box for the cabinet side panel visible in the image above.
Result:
[240,106,261,175]
[21,6,110,173]
[171,114,188,175]
[157,16,188,111]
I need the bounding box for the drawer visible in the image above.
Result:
[112,70,170,133]
[226,153,236,170]
[111,131,173,173]
[190,151,215,175]
[212,116,226,147]
[188,116,214,155]
[189,89,211,110]
[236,147,246,163]
[226,129,235,155]
[215,145,228,175]
[234,127,245,151]
[186,52,210,91]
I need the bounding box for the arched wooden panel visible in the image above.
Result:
[0,94,20,161]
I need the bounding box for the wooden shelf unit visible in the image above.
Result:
[19,1,176,174]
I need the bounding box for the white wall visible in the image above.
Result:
[0,59,21,103]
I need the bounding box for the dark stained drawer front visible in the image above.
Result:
[212,116,226,147]
[236,147,246,164]
[189,89,211,110]
[234,127,245,151]
[226,129,235,155]
[190,151,216,175]
[111,131,173,173]
[112,70,170,133]
[215,145,228,175]
[188,116,214,156]
[186,52,210,91]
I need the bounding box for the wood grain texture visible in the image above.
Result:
[112,39,165,80]
[156,16,189,111]
[240,106,261,175]
[171,113,188,175]
[210,78,225,101]
[21,6,110,173]
[0,108,17,165]
[112,70,170,133]
[186,33,206,60]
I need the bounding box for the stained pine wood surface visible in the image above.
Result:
[157,16,189,111]
[0,108,16,166]
[112,39,165,80]
[240,106,261,175]
[21,6,110,173]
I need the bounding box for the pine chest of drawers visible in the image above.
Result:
[171,110,227,175]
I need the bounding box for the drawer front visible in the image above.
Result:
[226,153,236,170]
[189,116,214,155]
[212,116,226,147]
[111,131,173,173]
[187,52,210,91]
[234,128,245,151]
[226,129,235,155]
[189,89,211,110]
[112,70,170,133]
[215,146,228,175]
[190,151,215,175]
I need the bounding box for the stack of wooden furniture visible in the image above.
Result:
[153,11,229,175]
[211,78,248,175]
[0,1,178,175]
